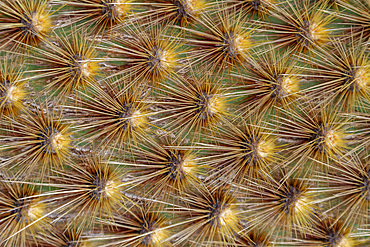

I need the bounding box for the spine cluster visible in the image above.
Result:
[0,0,369,246]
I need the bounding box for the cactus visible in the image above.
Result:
[0,0,369,246]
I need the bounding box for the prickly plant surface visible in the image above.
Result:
[0,0,369,246]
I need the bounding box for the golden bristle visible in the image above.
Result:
[181,7,254,73]
[236,230,272,247]
[140,0,207,26]
[272,103,350,176]
[69,76,149,150]
[349,101,370,156]
[0,177,48,247]
[199,120,281,184]
[262,0,334,54]
[296,217,358,247]
[48,152,130,231]
[168,185,241,246]
[300,38,370,110]
[0,0,369,245]
[237,171,318,239]
[222,0,277,19]
[35,226,92,247]
[231,47,303,119]
[101,24,183,85]
[98,203,171,247]
[0,57,27,117]
[0,102,72,179]
[55,0,134,34]
[122,135,204,198]
[336,0,370,43]
[27,29,100,98]
[313,155,370,230]
[154,71,230,141]
[0,0,52,50]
